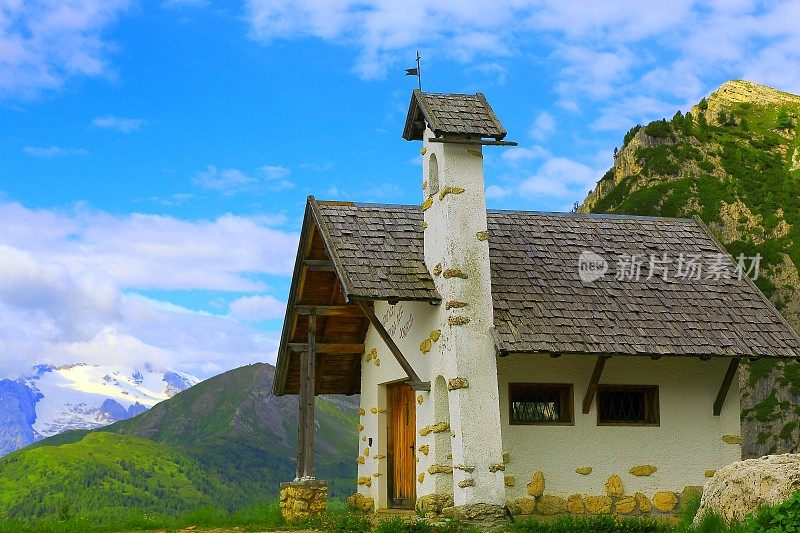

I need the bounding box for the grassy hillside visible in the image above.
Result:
[0,432,228,520]
[10,363,359,522]
[581,79,800,456]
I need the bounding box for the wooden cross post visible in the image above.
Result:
[303,312,317,479]
[297,338,308,480]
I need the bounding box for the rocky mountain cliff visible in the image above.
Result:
[580,79,800,457]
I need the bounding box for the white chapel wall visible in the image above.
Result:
[497,354,741,501]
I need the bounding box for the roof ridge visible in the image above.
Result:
[315,199,697,223]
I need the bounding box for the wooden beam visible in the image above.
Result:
[427,137,518,146]
[295,305,363,317]
[303,259,334,271]
[303,313,317,479]
[713,358,740,416]
[582,356,610,414]
[296,344,308,480]
[356,300,430,391]
[288,343,365,354]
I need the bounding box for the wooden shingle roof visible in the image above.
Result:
[314,201,440,303]
[403,90,507,141]
[487,211,800,358]
[311,200,800,359]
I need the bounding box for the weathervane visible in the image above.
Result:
[405,51,422,90]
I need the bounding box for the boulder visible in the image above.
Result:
[694,453,800,525]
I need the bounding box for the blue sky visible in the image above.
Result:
[1,0,800,379]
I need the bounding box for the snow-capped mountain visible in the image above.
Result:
[0,364,199,456]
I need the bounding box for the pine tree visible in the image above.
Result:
[697,113,709,142]
[682,112,693,135]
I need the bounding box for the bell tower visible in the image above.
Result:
[403,91,516,508]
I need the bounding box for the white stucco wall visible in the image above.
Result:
[355,299,437,510]
[497,354,742,499]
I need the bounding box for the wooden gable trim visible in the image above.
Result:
[274,200,317,396]
[274,196,372,396]
[308,196,356,302]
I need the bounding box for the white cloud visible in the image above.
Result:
[491,156,604,203]
[259,165,294,190]
[528,112,556,141]
[518,157,602,200]
[0,201,293,378]
[194,165,258,195]
[194,164,295,195]
[23,145,89,158]
[91,115,148,132]
[485,184,512,200]
[465,62,508,87]
[0,200,299,291]
[228,294,285,322]
[162,0,209,8]
[0,0,130,99]
[245,0,526,79]
[242,1,800,138]
[501,145,549,165]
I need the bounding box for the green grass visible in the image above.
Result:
[0,432,234,520]
[2,493,799,533]
[0,502,287,533]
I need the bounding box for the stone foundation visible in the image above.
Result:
[441,503,509,531]
[508,487,701,519]
[279,480,327,523]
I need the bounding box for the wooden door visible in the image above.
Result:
[388,382,416,509]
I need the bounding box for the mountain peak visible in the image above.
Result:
[707,79,800,108]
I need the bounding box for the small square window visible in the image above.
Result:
[597,385,659,426]
[509,383,573,425]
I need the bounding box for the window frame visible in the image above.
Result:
[508,383,575,426]
[596,384,660,427]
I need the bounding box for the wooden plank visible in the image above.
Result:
[428,137,518,146]
[356,300,430,391]
[713,358,740,416]
[582,356,610,414]
[295,304,363,317]
[303,313,317,479]
[288,342,365,354]
[303,259,335,271]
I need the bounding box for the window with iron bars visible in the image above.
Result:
[597,385,659,426]
[509,383,573,425]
